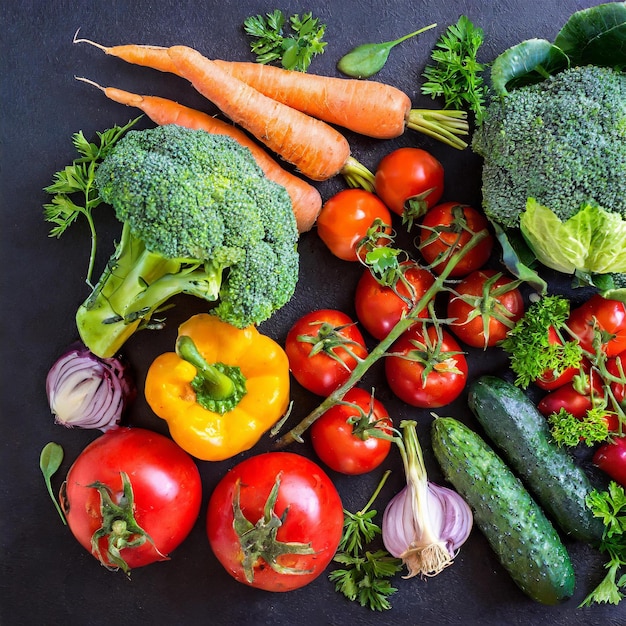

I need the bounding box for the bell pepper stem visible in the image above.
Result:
[176,335,235,400]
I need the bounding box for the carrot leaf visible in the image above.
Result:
[43,117,140,286]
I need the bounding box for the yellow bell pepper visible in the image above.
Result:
[145,314,290,461]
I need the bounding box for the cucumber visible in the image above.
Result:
[468,375,604,546]
[431,417,575,605]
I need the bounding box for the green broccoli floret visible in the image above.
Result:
[76,124,298,358]
[472,65,626,229]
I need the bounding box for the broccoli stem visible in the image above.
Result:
[76,223,222,358]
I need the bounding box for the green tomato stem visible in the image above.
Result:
[276,228,489,447]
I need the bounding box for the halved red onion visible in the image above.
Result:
[46,342,135,431]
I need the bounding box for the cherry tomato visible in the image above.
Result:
[446,269,524,349]
[310,387,393,475]
[385,325,468,408]
[316,189,392,261]
[354,261,435,340]
[534,326,582,391]
[374,147,444,220]
[568,295,626,357]
[606,351,626,405]
[593,436,626,488]
[206,451,344,591]
[418,202,494,277]
[285,309,368,396]
[538,381,601,420]
[60,427,202,573]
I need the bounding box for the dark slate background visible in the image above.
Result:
[1,1,622,625]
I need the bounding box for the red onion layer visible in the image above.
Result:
[46,342,135,431]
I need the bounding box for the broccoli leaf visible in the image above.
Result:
[490,39,569,96]
[520,199,626,275]
[554,1,626,68]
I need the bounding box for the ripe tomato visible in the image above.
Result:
[354,261,435,340]
[285,309,368,396]
[568,295,626,357]
[316,189,392,261]
[534,326,582,391]
[606,351,626,405]
[60,427,202,573]
[385,324,468,408]
[374,147,444,220]
[310,387,393,475]
[593,435,626,488]
[447,270,524,349]
[206,451,344,592]
[418,202,494,277]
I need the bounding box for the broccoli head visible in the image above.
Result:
[77,124,298,358]
[472,65,626,229]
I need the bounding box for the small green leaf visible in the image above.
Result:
[40,442,67,525]
[338,24,436,78]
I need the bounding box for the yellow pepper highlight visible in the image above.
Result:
[145,314,290,461]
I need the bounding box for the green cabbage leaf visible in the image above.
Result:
[520,198,626,275]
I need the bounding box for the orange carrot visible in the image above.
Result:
[166,45,353,182]
[75,78,322,233]
[214,60,410,140]
[73,31,178,74]
[74,35,468,149]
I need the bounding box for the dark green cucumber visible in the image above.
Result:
[468,375,604,546]
[431,417,575,605]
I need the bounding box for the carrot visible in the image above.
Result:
[74,34,468,149]
[73,31,178,74]
[214,60,410,140]
[75,77,322,233]
[165,45,356,182]
[213,61,468,147]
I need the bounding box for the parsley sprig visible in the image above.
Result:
[329,470,403,611]
[580,482,626,606]
[243,10,327,72]
[548,407,612,447]
[421,15,488,121]
[43,117,139,285]
[499,295,583,388]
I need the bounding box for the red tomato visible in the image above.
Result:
[354,261,435,340]
[316,189,392,261]
[60,427,202,573]
[534,326,582,391]
[593,436,626,488]
[568,295,626,357]
[285,309,368,396]
[537,382,600,420]
[418,202,494,277]
[206,451,344,591]
[374,147,444,219]
[606,351,626,405]
[385,325,468,408]
[446,269,524,349]
[537,372,619,432]
[310,387,393,475]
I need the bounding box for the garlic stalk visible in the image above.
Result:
[382,420,472,577]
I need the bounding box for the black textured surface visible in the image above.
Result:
[1,1,623,625]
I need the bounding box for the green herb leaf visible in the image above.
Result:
[499,295,583,388]
[43,117,140,285]
[580,482,626,607]
[243,10,327,72]
[40,442,67,525]
[548,407,611,447]
[421,16,487,121]
[337,24,436,79]
[330,470,402,611]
